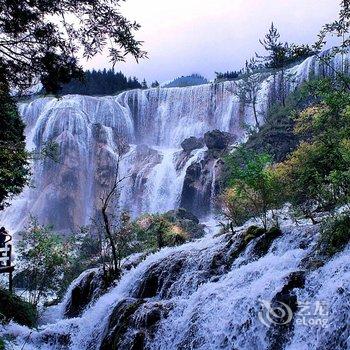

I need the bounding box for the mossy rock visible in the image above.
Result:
[252,227,282,257]
[245,226,266,238]
[243,234,257,244]
[0,288,37,327]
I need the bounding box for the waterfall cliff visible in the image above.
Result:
[0,53,346,232]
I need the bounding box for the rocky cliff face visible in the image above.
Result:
[0,53,347,232]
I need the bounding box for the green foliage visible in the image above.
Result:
[245,83,314,162]
[0,83,30,210]
[0,288,37,327]
[319,214,350,256]
[0,0,146,93]
[57,69,142,96]
[230,58,267,129]
[272,78,350,217]
[258,23,315,71]
[224,148,283,228]
[0,338,4,350]
[134,214,189,251]
[17,218,69,306]
[244,226,266,244]
[215,71,241,82]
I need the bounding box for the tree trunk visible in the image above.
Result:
[101,205,119,275]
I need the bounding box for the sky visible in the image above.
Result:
[84,0,339,83]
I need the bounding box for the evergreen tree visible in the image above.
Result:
[229,58,267,129]
[258,23,292,106]
[141,79,148,89]
[59,70,142,96]
[151,81,160,88]
[0,80,29,210]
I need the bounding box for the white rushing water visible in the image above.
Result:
[1,53,348,232]
[2,218,349,349]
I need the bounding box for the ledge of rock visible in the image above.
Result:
[181,136,204,153]
[204,130,235,150]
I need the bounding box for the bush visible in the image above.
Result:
[0,288,37,327]
[0,338,4,350]
[319,214,350,256]
[224,148,283,229]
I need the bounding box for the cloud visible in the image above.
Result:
[84,0,339,83]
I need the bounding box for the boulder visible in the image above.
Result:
[181,136,204,153]
[204,130,234,150]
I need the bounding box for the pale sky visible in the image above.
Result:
[84,0,339,83]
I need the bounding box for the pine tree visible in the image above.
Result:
[258,23,292,106]
[141,79,148,89]
[151,81,160,88]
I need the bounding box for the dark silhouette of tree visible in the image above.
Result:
[215,71,241,82]
[59,69,142,96]
[228,58,267,129]
[151,81,160,88]
[0,80,29,210]
[0,0,146,212]
[257,23,316,106]
[0,0,147,94]
[141,79,148,89]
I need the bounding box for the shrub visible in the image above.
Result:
[319,214,350,256]
[225,148,284,229]
[0,288,37,327]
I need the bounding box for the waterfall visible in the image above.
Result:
[2,217,349,349]
[0,53,348,232]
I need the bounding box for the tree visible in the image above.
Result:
[59,69,142,96]
[98,142,134,279]
[258,23,293,107]
[141,79,148,89]
[0,0,146,94]
[17,218,69,306]
[272,78,350,222]
[215,71,241,82]
[0,81,30,210]
[314,0,350,88]
[151,81,160,88]
[224,148,283,229]
[228,58,267,129]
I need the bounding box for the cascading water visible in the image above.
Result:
[1,53,348,232]
[2,216,349,349]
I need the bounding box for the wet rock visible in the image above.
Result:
[181,136,204,153]
[252,227,282,258]
[204,130,234,150]
[136,269,160,299]
[64,269,104,318]
[100,299,173,350]
[41,332,71,348]
[266,271,305,350]
[100,298,146,350]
